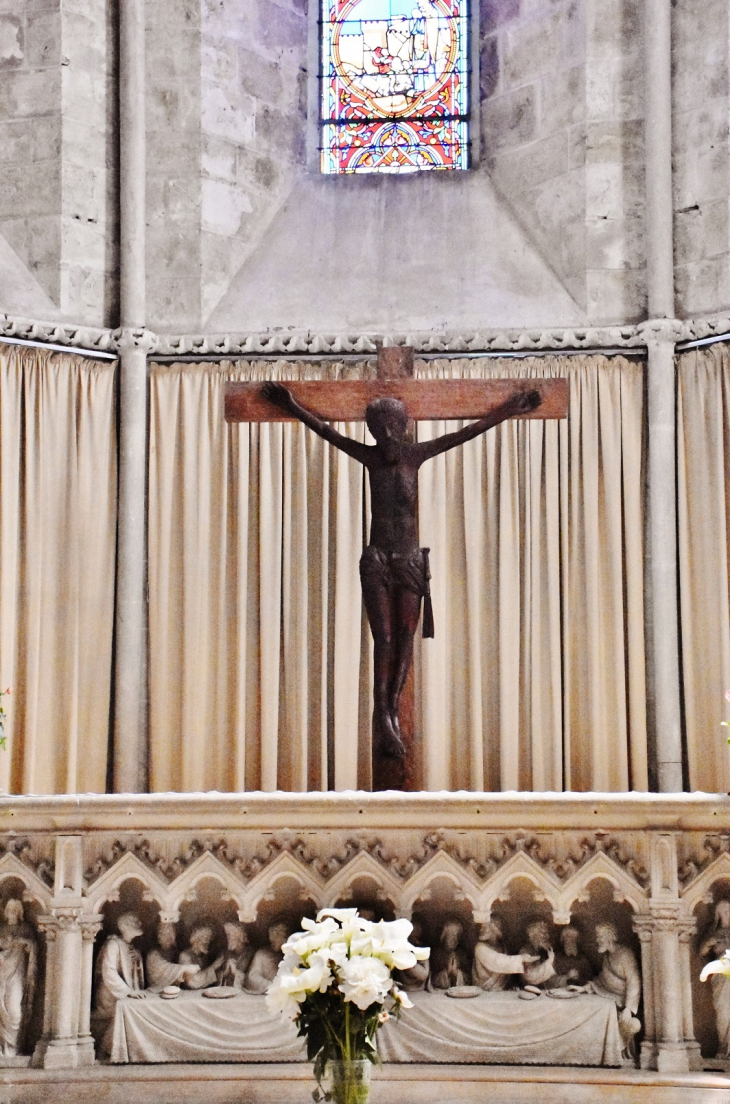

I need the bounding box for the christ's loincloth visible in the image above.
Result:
[359,546,434,638]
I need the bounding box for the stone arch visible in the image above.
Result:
[324,851,403,914]
[238,851,325,924]
[473,851,561,924]
[0,853,52,911]
[166,851,249,921]
[556,852,649,923]
[400,850,480,919]
[680,851,730,919]
[84,851,170,915]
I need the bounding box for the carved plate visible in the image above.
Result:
[160,986,181,1000]
[545,988,581,1000]
[444,985,482,999]
[202,986,240,999]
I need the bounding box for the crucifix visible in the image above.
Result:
[225,349,568,791]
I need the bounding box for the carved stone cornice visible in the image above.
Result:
[0,837,54,887]
[0,314,115,355]
[112,327,158,354]
[0,314,729,359]
[678,833,730,889]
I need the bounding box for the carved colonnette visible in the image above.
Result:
[0,794,727,1072]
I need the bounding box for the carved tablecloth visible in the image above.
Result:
[108,991,306,1063]
[377,991,624,1066]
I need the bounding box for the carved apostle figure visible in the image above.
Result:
[394,919,430,992]
[519,920,556,989]
[472,919,537,992]
[93,913,146,1057]
[589,921,641,1059]
[430,919,471,989]
[218,922,254,989]
[0,899,37,1057]
[261,381,541,759]
[246,921,289,994]
[700,900,730,1058]
[545,925,593,989]
[179,925,224,989]
[145,920,201,990]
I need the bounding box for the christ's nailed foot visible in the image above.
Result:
[379,729,406,760]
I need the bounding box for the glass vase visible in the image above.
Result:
[328,1058,371,1104]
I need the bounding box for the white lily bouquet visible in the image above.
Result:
[266,907,429,1103]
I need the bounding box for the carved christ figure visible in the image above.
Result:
[261,381,542,759]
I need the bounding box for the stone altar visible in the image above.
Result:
[0,790,729,1080]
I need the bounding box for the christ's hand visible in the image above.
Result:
[505,389,542,416]
[261,381,295,413]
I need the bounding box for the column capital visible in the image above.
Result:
[637,318,683,348]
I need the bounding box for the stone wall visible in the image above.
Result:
[0,0,114,326]
[672,0,730,318]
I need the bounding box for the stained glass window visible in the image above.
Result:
[320,0,469,175]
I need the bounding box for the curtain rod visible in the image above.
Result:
[675,332,730,352]
[151,346,647,364]
[0,335,117,360]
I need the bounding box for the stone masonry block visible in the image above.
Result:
[148,81,200,135]
[146,176,200,228]
[480,35,499,102]
[62,162,104,223]
[32,114,62,160]
[0,12,23,65]
[587,0,641,60]
[675,255,730,317]
[147,128,200,174]
[202,82,255,146]
[202,35,237,85]
[202,134,237,182]
[0,217,28,264]
[586,120,644,165]
[236,147,281,194]
[61,11,106,70]
[146,29,200,84]
[0,160,59,218]
[148,275,201,331]
[503,11,567,87]
[26,10,61,66]
[238,45,283,106]
[201,0,255,46]
[27,213,61,268]
[568,123,586,168]
[585,214,642,270]
[586,161,623,220]
[495,132,569,192]
[254,0,306,58]
[0,67,61,116]
[146,0,200,33]
[201,177,253,237]
[539,65,585,134]
[615,51,643,121]
[675,199,730,266]
[481,84,536,151]
[674,102,729,158]
[586,59,616,122]
[61,213,105,268]
[480,0,520,36]
[255,103,304,161]
[0,119,35,162]
[586,265,646,323]
[58,262,105,320]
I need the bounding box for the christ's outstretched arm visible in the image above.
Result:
[412,389,542,464]
[260,381,373,465]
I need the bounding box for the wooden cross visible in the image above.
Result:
[225,348,568,792]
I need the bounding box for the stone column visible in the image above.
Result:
[113,0,150,794]
[678,919,703,1071]
[634,917,657,1070]
[77,918,103,1061]
[652,911,690,1073]
[643,0,682,795]
[34,909,85,1068]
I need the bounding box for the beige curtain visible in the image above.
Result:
[0,343,117,794]
[678,344,730,792]
[149,354,647,793]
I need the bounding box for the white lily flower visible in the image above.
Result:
[339,954,393,1010]
[265,973,301,1020]
[391,984,413,1009]
[701,950,730,982]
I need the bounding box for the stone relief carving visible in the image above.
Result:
[699,901,730,1061]
[0,900,37,1058]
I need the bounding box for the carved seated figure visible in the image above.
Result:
[179,925,224,989]
[394,919,430,992]
[588,921,641,1059]
[430,919,471,990]
[245,921,288,994]
[0,899,37,1057]
[700,900,730,1059]
[518,920,556,989]
[472,919,537,992]
[218,922,254,989]
[92,912,146,1057]
[145,920,200,990]
[546,925,593,989]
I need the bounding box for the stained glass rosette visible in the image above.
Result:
[321,0,469,174]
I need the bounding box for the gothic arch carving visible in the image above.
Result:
[324,850,403,910]
[0,852,52,910]
[238,850,325,924]
[399,850,480,918]
[84,851,170,914]
[166,851,249,920]
[473,851,560,923]
[680,851,730,918]
[555,852,649,922]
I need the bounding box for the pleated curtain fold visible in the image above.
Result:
[0,343,116,794]
[148,354,647,794]
[678,344,730,792]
